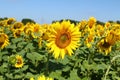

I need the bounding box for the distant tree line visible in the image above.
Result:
[0,17,35,25]
[52,19,79,25]
[1,17,120,25]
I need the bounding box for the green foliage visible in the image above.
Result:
[0,18,120,80]
[21,18,35,25]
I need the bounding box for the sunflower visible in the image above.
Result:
[105,22,111,28]
[0,33,9,49]
[30,77,34,80]
[97,38,112,55]
[13,29,23,38]
[87,17,96,29]
[11,22,24,31]
[31,23,43,38]
[96,25,105,37]
[41,24,51,40]
[24,22,33,35]
[24,23,43,38]
[85,32,95,48]
[37,75,53,80]
[6,18,16,26]
[15,55,24,68]
[47,20,81,59]
[0,20,6,27]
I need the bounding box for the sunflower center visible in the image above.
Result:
[60,34,68,43]
[102,41,111,48]
[7,20,13,25]
[0,35,5,45]
[56,33,71,48]
[34,27,39,32]
[17,58,22,65]
[14,23,22,29]
[15,30,21,37]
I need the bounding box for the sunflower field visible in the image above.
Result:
[0,17,120,80]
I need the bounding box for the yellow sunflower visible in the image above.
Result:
[11,22,24,31]
[47,20,81,59]
[6,18,16,26]
[41,24,51,40]
[31,23,43,38]
[30,77,34,80]
[97,38,112,55]
[85,32,95,48]
[0,20,6,27]
[15,55,24,68]
[37,75,53,80]
[105,22,111,28]
[0,33,9,49]
[24,22,33,35]
[24,23,43,38]
[96,25,105,37]
[13,29,23,38]
[87,17,96,29]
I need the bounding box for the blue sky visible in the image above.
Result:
[0,0,120,24]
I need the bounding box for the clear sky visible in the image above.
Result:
[0,0,120,24]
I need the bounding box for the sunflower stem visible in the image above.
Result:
[104,55,120,80]
[45,53,50,76]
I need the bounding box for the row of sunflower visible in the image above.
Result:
[0,17,120,80]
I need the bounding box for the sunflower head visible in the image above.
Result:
[37,75,53,80]
[97,38,112,55]
[24,23,33,35]
[0,20,6,26]
[6,18,16,25]
[0,33,9,49]
[13,29,23,38]
[24,23,43,38]
[41,24,51,40]
[88,17,96,28]
[85,33,95,48]
[15,55,24,68]
[31,23,42,38]
[30,77,34,80]
[105,22,111,28]
[11,22,24,31]
[96,25,105,37]
[77,20,87,31]
[47,20,81,59]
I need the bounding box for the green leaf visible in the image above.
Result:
[0,65,7,74]
[26,53,35,64]
[69,69,80,80]
[32,52,43,61]
[21,65,28,71]
[6,44,16,49]
[14,74,24,79]
[11,38,23,44]
[0,76,4,80]
[62,66,71,72]
[82,60,89,70]
[26,52,43,61]
[82,77,89,80]
[49,70,62,79]
[2,55,8,61]
[57,56,69,65]
[18,49,26,56]
[25,43,35,50]
[25,72,34,79]
[14,69,21,74]
[5,73,13,79]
